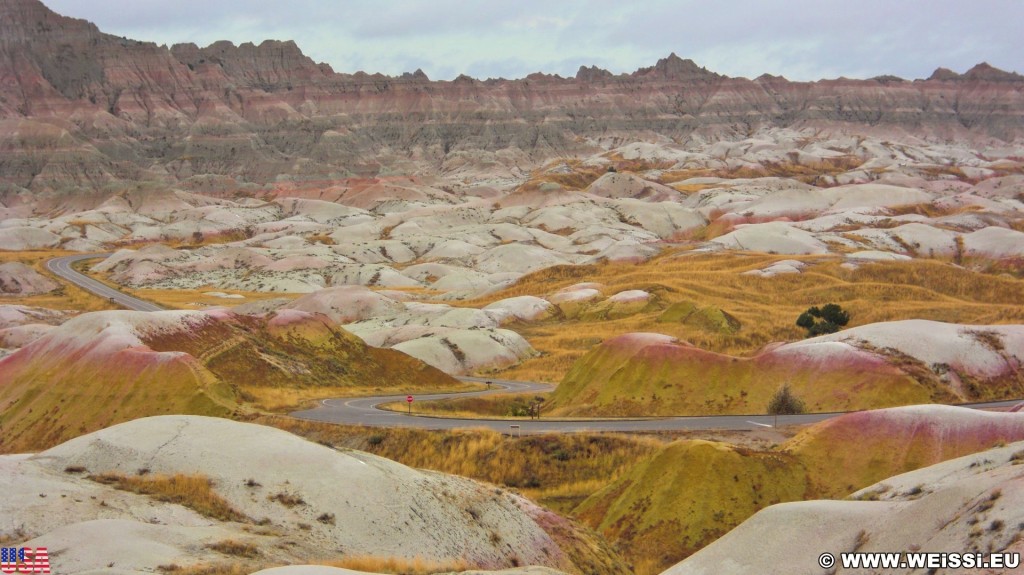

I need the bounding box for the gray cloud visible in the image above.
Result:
[43,0,1024,81]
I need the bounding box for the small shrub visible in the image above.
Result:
[64,465,87,474]
[796,303,850,336]
[206,539,259,558]
[268,492,305,507]
[317,513,335,525]
[767,384,806,417]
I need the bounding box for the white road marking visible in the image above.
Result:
[746,420,774,428]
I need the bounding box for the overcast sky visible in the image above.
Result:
[45,1,1023,82]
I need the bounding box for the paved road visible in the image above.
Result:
[290,376,1024,433]
[46,254,1023,434]
[46,253,164,312]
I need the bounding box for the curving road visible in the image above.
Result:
[290,376,845,433]
[46,253,163,312]
[291,376,1024,433]
[46,254,1023,434]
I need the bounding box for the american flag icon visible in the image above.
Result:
[0,547,50,574]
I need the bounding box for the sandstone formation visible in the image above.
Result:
[549,321,1024,416]
[4,3,1024,575]
[0,261,58,294]
[0,308,455,451]
[785,404,1024,497]
[10,415,603,573]
[0,303,68,329]
[578,405,1024,574]
[1,0,1023,211]
[663,436,1024,575]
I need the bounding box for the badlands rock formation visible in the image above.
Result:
[663,436,1024,575]
[11,415,609,574]
[0,308,455,451]
[578,405,1024,574]
[269,286,537,375]
[576,440,807,571]
[1,3,1023,575]
[785,404,1024,497]
[2,0,1024,210]
[550,321,1024,416]
[0,262,58,294]
[1,129,1021,309]
[232,283,660,375]
[0,304,68,329]
[0,304,67,357]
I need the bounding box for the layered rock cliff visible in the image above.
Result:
[1,0,1023,208]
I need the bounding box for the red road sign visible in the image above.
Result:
[406,395,413,403]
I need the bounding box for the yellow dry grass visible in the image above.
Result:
[576,440,810,575]
[159,564,250,575]
[0,250,118,311]
[247,380,484,413]
[124,287,300,310]
[378,392,551,419]
[261,417,795,574]
[461,251,1024,383]
[656,156,865,185]
[259,416,666,513]
[530,159,609,191]
[667,182,718,194]
[89,472,248,522]
[62,257,299,311]
[320,555,471,574]
[205,539,259,558]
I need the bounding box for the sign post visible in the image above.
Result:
[406,395,413,415]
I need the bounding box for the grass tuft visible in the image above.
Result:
[206,539,259,558]
[319,555,471,574]
[89,472,248,522]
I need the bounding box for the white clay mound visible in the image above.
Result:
[24,416,574,572]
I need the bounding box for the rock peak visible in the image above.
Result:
[401,68,430,81]
[928,67,961,81]
[576,64,613,82]
[929,63,1023,83]
[633,52,719,81]
[964,62,1024,82]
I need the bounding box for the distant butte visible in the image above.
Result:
[0,0,1022,205]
